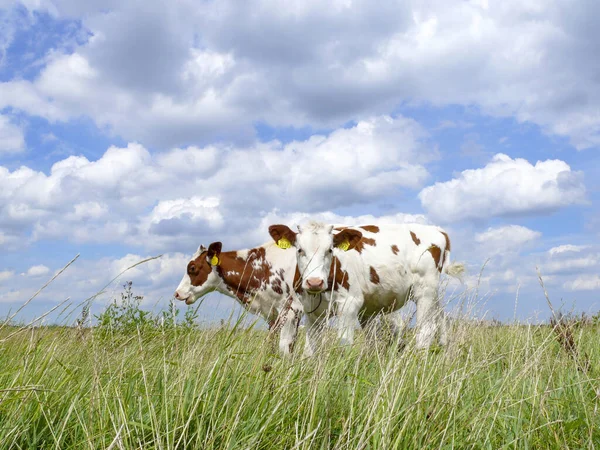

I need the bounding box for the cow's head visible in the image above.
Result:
[174,242,222,304]
[269,222,362,293]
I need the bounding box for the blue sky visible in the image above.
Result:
[1,0,599,325]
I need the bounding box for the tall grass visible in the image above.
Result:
[0,316,599,449]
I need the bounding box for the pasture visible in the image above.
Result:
[1,312,599,449]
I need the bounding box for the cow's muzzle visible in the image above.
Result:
[174,291,192,304]
[306,277,325,293]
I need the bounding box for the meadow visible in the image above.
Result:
[1,300,599,449]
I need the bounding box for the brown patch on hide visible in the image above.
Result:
[410,231,421,246]
[215,247,276,303]
[293,265,303,293]
[333,228,363,251]
[440,231,451,267]
[268,224,297,245]
[271,278,284,295]
[328,256,350,291]
[187,242,223,288]
[360,225,380,233]
[428,245,442,272]
[441,231,451,252]
[353,237,376,254]
[369,266,380,284]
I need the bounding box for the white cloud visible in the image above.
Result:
[0,115,25,154]
[109,252,190,286]
[69,202,109,220]
[2,0,600,322]
[0,116,432,250]
[0,270,14,283]
[419,154,586,222]
[537,242,600,284]
[147,197,223,227]
[2,0,600,148]
[564,275,600,291]
[475,225,541,254]
[26,265,50,277]
[548,244,588,256]
[542,256,599,274]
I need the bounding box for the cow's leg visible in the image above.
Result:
[413,280,442,350]
[382,309,408,349]
[358,313,378,342]
[303,313,325,357]
[278,307,301,356]
[438,311,448,347]
[335,295,362,347]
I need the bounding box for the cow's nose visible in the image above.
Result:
[306,277,324,290]
[174,292,181,300]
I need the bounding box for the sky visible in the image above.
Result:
[1,0,599,325]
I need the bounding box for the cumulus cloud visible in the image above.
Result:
[538,244,600,292]
[548,244,588,256]
[2,0,600,323]
[544,256,599,274]
[540,248,600,274]
[419,154,586,222]
[0,116,432,250]
[1,0,600,148]
[67,202,109,220]
[26,265,50,277]
[0,270,14,283]
[564,275,600,291]
[0,115,25,153]
[475,225,541,254]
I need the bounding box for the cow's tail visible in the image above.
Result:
[444,260,466,281]
[441,233,465,281]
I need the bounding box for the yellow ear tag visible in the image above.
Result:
[210,255,219,266]
[277,238,292,249]
[337,240,350,251]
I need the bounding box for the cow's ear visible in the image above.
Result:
[333,229,362,251]
[194,244,207,257]
[206,242,222,266]
[269,224,297,249]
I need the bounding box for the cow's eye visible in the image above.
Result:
[188,264,197,275]
[297,248,303,255]
[328,248,333,253]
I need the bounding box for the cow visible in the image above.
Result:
[174,241,303,356]
[268,222,464,355]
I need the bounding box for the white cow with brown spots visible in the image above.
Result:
[174,241,304,355]
[268,222,464,355]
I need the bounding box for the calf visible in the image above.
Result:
[268,222,464,355]
[174,241,303,355]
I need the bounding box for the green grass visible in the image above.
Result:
[0,321,599,449]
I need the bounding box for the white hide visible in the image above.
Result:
[292,222,464,355]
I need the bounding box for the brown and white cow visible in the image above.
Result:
[174,241,303,355]
[268,222,464,355]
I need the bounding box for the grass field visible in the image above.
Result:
[1,315,599,449]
